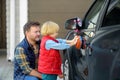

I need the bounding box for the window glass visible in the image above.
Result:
[102,0,120,27]
[83,0,105,37]
[84,0,105,29]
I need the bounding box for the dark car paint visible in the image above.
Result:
[87,25,120,80]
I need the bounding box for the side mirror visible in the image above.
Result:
[65,17,82,30]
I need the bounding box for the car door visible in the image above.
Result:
[85,0,120,80]
[63,0,111,80]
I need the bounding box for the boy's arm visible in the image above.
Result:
[66,36,79,46]
[45,40,70,50]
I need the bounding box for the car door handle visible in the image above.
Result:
[110,48,119,53]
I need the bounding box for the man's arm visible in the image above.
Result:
[14,47,41,79]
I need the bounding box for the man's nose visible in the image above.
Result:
[36,32,40,35]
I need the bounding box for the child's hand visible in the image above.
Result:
[70,36,79,46]
[72,36,78,41]
[58,74,64,78]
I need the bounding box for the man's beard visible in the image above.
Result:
[35,37,40,41]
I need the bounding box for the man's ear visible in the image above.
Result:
[25,31,28,36]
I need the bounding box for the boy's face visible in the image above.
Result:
[50,32,58,39]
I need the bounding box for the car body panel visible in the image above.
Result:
[87,25,120,80]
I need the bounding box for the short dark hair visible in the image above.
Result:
[23,21,40,35]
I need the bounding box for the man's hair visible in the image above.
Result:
[23,21,40,35]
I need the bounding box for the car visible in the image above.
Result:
[63,0,120,80]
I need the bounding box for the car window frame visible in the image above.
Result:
[82,0,111,32]
[101,0,120,27]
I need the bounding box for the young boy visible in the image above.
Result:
[38,21,78,80]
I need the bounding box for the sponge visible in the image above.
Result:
[75,37,82,49]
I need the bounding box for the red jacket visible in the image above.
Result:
[38,36,62,75]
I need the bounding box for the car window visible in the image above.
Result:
[102,0,120,27]
[83,0,106,37]
[84,0,105,29]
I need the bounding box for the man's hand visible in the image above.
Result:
[29,69,42,79]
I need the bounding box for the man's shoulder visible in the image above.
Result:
[14,39,25,55]
[14,46,24,54]
[16,38,29,48]
[15,46,24,50]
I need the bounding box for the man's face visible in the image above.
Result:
[26,26,40,42]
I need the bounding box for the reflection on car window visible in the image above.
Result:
[83,0,105,37]
[84,0,105,29]
[102,0,120,27]
[88,12,100,29]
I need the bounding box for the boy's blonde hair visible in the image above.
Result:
[41,21,60,36]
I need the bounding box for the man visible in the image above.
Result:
[14,21,41,80]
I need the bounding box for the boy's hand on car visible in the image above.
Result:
[70,36,79,46]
